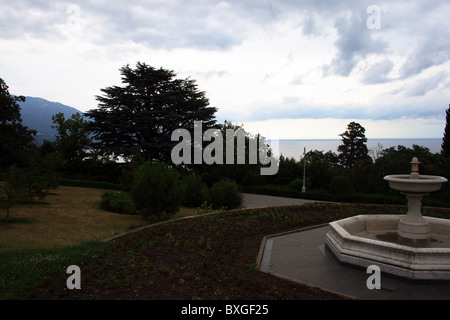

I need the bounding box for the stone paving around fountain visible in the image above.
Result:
[258,225,450,300]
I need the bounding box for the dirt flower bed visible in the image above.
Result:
[26,203,449,300]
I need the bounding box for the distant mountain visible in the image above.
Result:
[18,96,83,145]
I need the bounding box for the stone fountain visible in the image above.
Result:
[325,157,449,280]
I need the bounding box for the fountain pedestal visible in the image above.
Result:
[398,192,430,240]
[384,157,447,241]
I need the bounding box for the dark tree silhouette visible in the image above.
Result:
[0,78,36,168]
[52,112,92,164]
[442,105,450,158]
[85,62,217,162]
[337,121,369,168]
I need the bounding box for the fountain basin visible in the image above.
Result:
[384,174,448,193]
[325,215,450,280]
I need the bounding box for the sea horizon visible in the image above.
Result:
[267,138,443,160]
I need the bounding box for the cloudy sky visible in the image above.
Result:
[1,0,449,139]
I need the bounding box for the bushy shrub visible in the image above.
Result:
[242,170,264,186]
[100,191,136,214]
[182,174,209,208]
[289,178,303,191]
[130,162,185,221]
[329,175,355,195]
[0,166,29,221]
[209,179,242,210]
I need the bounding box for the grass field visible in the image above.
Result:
[0,185,197,299]
[0,186,149,252]
[0,186,201,253]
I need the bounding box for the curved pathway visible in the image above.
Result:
[242,193,321,209]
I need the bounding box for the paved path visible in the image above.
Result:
[242,193,320,209]
[259,226,450,300]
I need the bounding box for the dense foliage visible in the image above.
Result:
[100,191,136,215]
[51,112,92,164]
[1,69,449,220]
[442,105,450,158]
[181,173,209,208]
[130,161,186,221]
[337,121,370,168]
[258,143,450,207]
[208,179,243,210]
[85,62,218,162]
[0,78,36,168]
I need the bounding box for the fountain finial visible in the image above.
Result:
[410,157,420,179]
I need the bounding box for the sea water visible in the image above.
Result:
[268,139,443,160]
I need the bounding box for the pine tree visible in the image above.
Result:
[442,105,450,158]
[337,121,369,168]
[85,62,217,162]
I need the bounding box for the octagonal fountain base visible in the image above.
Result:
[325,215,450,280]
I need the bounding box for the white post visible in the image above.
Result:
[302,147,306,193]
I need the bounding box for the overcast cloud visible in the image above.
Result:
[0,0,449,138]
